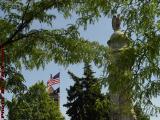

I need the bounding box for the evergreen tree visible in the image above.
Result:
[134,104,150,120]
[7,81,64,120]
[64,63,110,120]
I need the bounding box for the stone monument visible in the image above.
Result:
[107,15,136,120]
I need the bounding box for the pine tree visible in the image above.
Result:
[7,81,64,120]
[64,63,110,120]
[134,104,150,120]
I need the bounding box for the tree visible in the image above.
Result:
[0,0,107,114]
[64,63,110,120]
[7,81,64,120]
[0,0,106,68]
[0,0,107,99]
[71,0,160,116]
[1,0,160,117]
[134,104,150,120]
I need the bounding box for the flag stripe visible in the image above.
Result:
[47,79,60,83]
[48,80,60,85]
[48,80,60,86]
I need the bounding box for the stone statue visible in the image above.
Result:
[112,14,121,31]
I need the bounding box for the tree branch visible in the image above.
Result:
[1,0,68,48]
[1,31,40,47]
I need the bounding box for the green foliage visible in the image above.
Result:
[1,0,160,117]
[98,1,160,113]
[134,104,150,120]
[7,81,64,120]
[0,49,27,95]
[0,1,109,118]
[0,0,108,69]
[5,65,27,94]
[64,63,110,120]
[0,0,108,105]
[9,27,108,69]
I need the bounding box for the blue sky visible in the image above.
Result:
[16,12,160,120]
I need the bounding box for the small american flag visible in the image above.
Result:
[47,72,60,87]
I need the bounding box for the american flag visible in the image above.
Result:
[47,72,60,87]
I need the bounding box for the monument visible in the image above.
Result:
[107,15,136,120]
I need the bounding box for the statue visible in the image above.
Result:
[112,14,121,31]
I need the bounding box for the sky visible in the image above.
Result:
[3,10,160,120]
